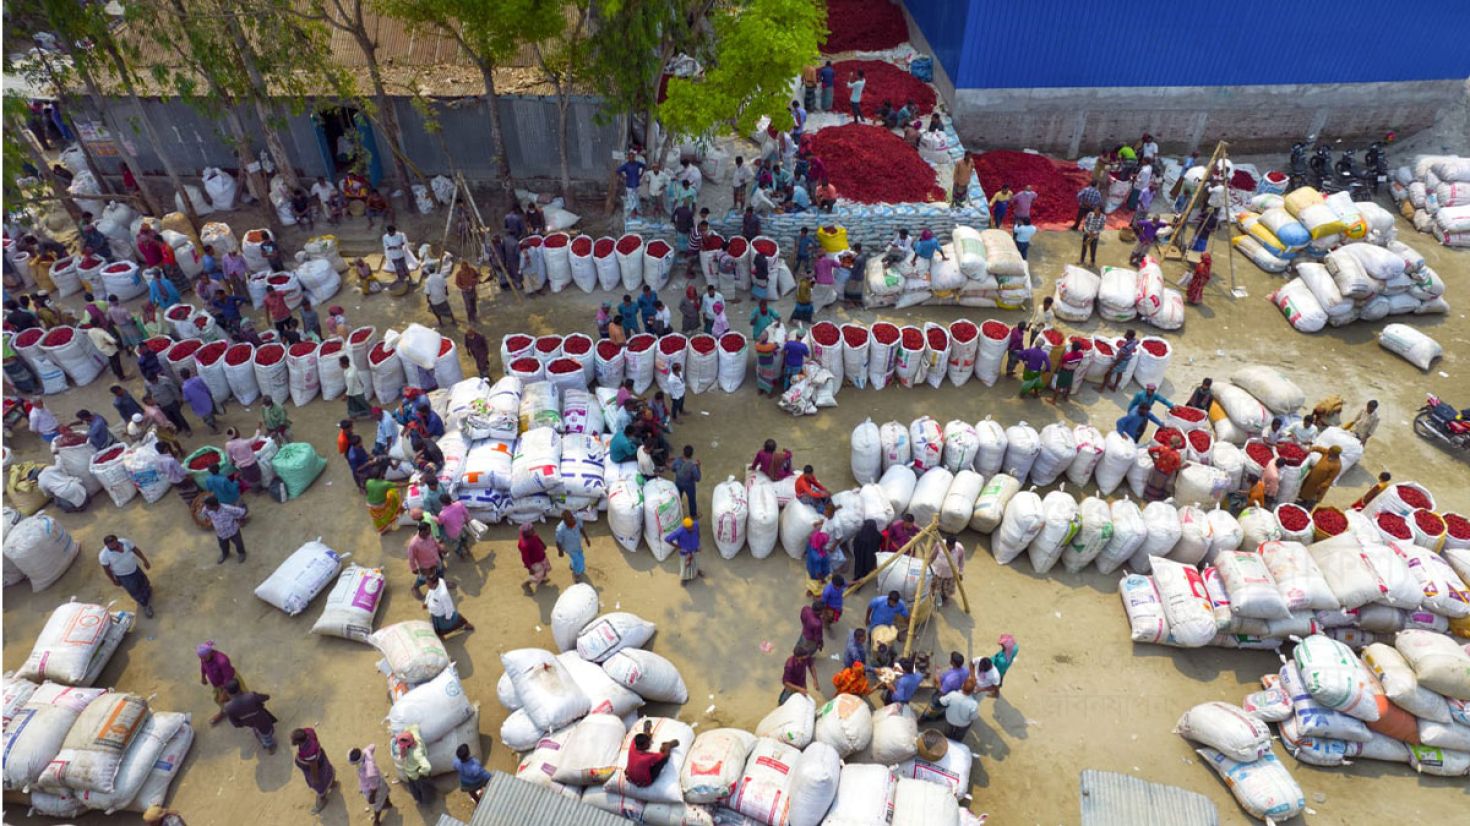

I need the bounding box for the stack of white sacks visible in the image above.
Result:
[495,584,981,825]
[368,621,483,779]
[1390,155,1470,247]
[4,603,193,817]
[1267,237,1447,334]
[1063,256,1184,331]
[865,227,1029,311]
[1172,629,1470,823]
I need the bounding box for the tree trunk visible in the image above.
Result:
[73,62,161,215]
[223,12,302,191]
[224,108,285,237]
[555,94,573,208]
[103,43,200,225]
[352,29,416,189]
[477,61,512,185]
[33,51,114,199]
[16,122,83,223]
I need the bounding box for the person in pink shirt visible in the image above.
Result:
[435,493,472,561]
[407,523,445,599]
[223,427,263,492]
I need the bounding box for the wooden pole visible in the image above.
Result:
[843,516,941,598]
[902,537,937,659]
[1165,140,1229,260]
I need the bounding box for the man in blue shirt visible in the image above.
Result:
[921,651,974,720]
[74,409,116,450]
[203,463,241,505]
[452,743,491,804]
[618,294,642,335]
[617,151,646,217]
[1012,217,1038,260]
[637,286,659,329]
[865,590,909,633]
[842,628,867,669]
[412,406,445,439]
[609,425,638,464]
[818,60,835,111]
[664,516,703,584]
[885,657,924,706]
[1128,384,1174,436]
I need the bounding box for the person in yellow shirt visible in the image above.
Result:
[988,184,1014,227]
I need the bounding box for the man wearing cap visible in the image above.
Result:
[665,516,703,584]
[391,727,433,803]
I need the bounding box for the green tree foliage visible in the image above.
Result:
[661,0,826,140]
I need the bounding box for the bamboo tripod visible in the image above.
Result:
[438,172,525,304]
[843,517,970,659]
[1163,139,1240,297]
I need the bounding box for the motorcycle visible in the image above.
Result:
[1323,149,1369,200]
[1413,393,1470,452]
[1287,141,1311,192]
[1309,143,1332,190]
[1364,141,1389,195]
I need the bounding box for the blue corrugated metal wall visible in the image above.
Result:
[905,0,1470,89]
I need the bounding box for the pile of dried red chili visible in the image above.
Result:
[1245,441,1274,468]
[658,336,686,355]
[1376,512,1411,539]
[873,323,899,345]
[351,328,375,344]
[1277,505,1311,532]
[806,124,944,204]
[597,340,621,360]
[628,335,654,353]
[971,149,1095,227]
[1141,339,1169,358]
[753,239,778,257]
[981,320,1009,341]
[563,335,591,357]
[821,0,907,52]
[812,323,840,347]
[1397,485,1432,510]
[926,326,947,351]
[1171,406,1206,423]
[690,335,716,355]
[1312,507,1347,537]
[901,327,923,350]
[1153,428,1185,450]
[188,451,221,471]
[1276,442,1307,465]
[832,60,936,120]
[720,334,745,353]
[1413,509,1445,537]
[548,358,581,375]
[843,325,869,347]
[257,344,286,365]
[1187,430,1212,454]
[510,357,540,374]
[1093,339,1114,357]
[951,321,977,344]
[616,235,641,255]
[1443,512,1470,541]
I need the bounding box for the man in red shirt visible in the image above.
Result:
[624,721,679,787]
[263,285,291,336]
[793,465,830,509]
[136,228,165,268]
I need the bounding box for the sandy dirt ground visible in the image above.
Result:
[4,197,1469,826]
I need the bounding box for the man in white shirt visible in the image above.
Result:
[731,156,753,211]
[937,678,980,740]
[27,396,59,442]
[382,225,410,285]
[642,163,671,220]
[422,263,455,326]
[423,569,473,638]
[85,324,127,380]
[1287,413,1319,445]
[309,176,337,209]
[341,356,371,419]
[700,285,724,329]
[1141,135,1159,162]
[99,534,155,617]
[678,159,703,195]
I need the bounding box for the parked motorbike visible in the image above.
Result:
[1309,144,1332,190]
[1287,141,1311,192]
[1364,141,1389,194]
[1414,393,1470,452]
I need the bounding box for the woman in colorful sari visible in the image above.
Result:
[291,728,339,813]
[365,476,402,534]
[753,329,780,396]
[1143,443,1180,502]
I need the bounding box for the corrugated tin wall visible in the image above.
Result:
[81,95,620,184]
[905,0,1470,89]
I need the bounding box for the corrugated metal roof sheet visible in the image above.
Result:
[467,772,633,826]
[435,816,468,826]
[1079,770,1219,826]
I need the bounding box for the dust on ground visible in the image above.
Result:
[4,193,1469,825]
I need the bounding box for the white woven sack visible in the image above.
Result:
[1378,323,1441,370]
[1130,501,1181,572]
[1028,423,1076,486]
[788,741,841,826]
[1260,541,1339,612]
[813,694,873,757]
[502,648,591,731]
[894,737,972,799]
[576,612,655,663]
[728,737,801,823]
[878,420,911,471]
[1308,533,1388,610]
[602,649,688,704]
[969,473,1019,534]
[747,477,780,559]
[369,621,450,683]
[850,419,882,484]
[1061,496,1113,573]
[757,693,815,749]
[551,583,600,652]
[1195,748,1305,823]
[907,468,953,528]
[1065,425,1105,488]
[1120,573,1167,644]
[253,539,344,615]
[642,477,682,561]
[1151,557,1216,647]
[310,564,385,642]
[823,763,896,826]
[2,684,107,791]
[4,513,79,593]
[939,470,983,535]
[878,465,918,520]
[992,490,1043,564]
[680,727,756,803]
[387,663,474,742]
[75,711,186,814]
[558,652,643,718]
[1359,542,1423,609]
[1026,489,1079,574]
[940,420,979,474]
[1175,701,1271,762]
[1000,422,1039,482]
[552,713,628,785]
[891,776,959,826]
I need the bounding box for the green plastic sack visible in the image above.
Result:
[271,442,326,499]
[184,446,233,487]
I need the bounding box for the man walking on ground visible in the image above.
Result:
[180,368,221,433]
[672,446,701,518]
[223,679,278,753]
[555,510,591,583]
[1080,206,1105,266]
[1010,184,1038,226]
[100,534,155,618]
[618,151,646,218]
[423,569,474,638]
[423,261,455,326]
[201,495,248,563]
[847,69,866,123]
[348,745,392,825]
[454,260,484,325]
[818,61,836,111]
